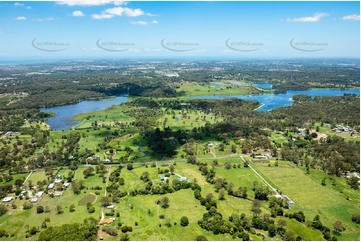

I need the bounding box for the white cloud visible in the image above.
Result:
[91,13,114,19]
[72,10,85,17]
[16,16,27,21]
[14,2,24,7]
[123,8,144,17]
[92,6,149,19]
[26,6,31,9]
[33,17,54,22]
[342,14,360,21]
[287,12,328,22]
[130,20,158,25]
[56,1,127,6]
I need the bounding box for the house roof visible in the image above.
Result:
[99,219,114,224]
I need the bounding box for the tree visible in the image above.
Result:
[180,216,189,227]
[219,188,226,200]
[0,205,7,216]
[312,215,323,230]
[348,177,359,189]
[195,235,208,241]
[268,224,277,237]
[158,196,170,209]
[351,213,360,223]
[127,164,133,170]
[101,197,111,207]
[140,172,150,182]
[55,205,63,214]
[23,201,33,210]
[251,199,262,217]
[36,205,44,214]
[83,167,95,178]
[277,219,287,228]
[333,221,344,234]
[205,193,215,203]
[69,204,76,212]
[169,165,175,174]
[29,226,37,235]
[231,145,237,153]
[283,230,295,241]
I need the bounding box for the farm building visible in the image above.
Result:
[107,205,115,209]
[54,191,62,197]
[2,196,14,203]
[48,183,55,189]
[178,177,190,182]
[31,197,38,203]
[64,182,71,188]
[54,178,62,184]
[99,218,115,225]
[35,191,44,198]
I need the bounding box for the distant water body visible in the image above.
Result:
[41,88,359,130]
[193,89,360,112]
[256,83,273,89]
[40,96,128,130]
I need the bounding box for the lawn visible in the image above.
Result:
[176,81,261,97]
[73,104,134,129]
[251,160,360,241]
[113,189,238,241]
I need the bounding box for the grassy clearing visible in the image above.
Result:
[251,160,360,241]
[115,189,237,241]
[157,109,222,130]
[73,104,134,129]
[78,194,97,206]
[176,81,261,97]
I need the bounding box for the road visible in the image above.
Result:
[101,165,111,220]
[240,156,278,194]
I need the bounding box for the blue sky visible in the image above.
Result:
[0,1,359,59]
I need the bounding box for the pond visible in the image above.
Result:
[193,89,360,112]
[40,96,128,130]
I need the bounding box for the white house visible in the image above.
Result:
[2,196,14,203]
[31,197,38,203]
[48,183,55,189]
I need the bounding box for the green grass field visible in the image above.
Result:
[251,160,360,241]
[176,81,262,97]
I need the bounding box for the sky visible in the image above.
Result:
[0,0,359,60]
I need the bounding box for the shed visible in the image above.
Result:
[2,196,14,203]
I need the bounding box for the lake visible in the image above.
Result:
[193,89,360,112]
[42,89,360,130]
[40,96,128,130]
[256,83,273,89]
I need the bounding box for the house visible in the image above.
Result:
[53,191,62,197]
[54,178,62,184]
[107,205,114,209]
[254,155,267,159]
[208,142,214,147]
[2,196,14,203]
[273,194,294,206]
[104,159,111,163]
[31,197,38,203]
[48,183,55,189]
[99,218,115,225]
[282,195,294,206]
[178,177,190,182]
[5,131,16,137]
[35,191,44,198]
[86,155,100,163]
[64,182,71,188]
